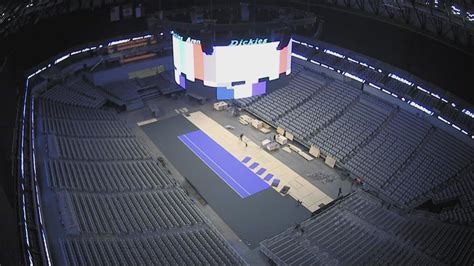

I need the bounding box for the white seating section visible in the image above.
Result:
[261,191,474,265]
[50,136,151,160]
[235,61,305,108]
[277,79,360,141]
[36,96,242,264]
[42,119,134,138]
[309,94,393,161]
[34,67,474,265]
[61,190,205,234]
[247,73,323,123]
[62,228,242,265]
[243,69,473,211]
[385,129,474,206]
[46,160,176,192]
[346,110,431,189]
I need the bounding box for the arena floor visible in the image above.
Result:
[113,96,353,264]
[142,114,311,247]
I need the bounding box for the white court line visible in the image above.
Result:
[180,134,252,197]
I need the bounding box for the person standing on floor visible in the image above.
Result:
[337,187,343,198]
[240,133,248,147]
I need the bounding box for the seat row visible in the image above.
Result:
[50,136,151,161]
[433,170,474,224]
[66,78,107,104]
[46,159,176,192]
[42,118,134,138]
[41,84,105,108]
[62,228,243,265]
[63,190,205,234]
[38,99,117,121]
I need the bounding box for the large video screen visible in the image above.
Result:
[172,33,292,99]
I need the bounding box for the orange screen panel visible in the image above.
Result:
[279,46,288,74]
[193,43,204,80]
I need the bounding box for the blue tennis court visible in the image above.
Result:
[178,130,269,198]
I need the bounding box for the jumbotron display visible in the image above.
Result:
[172,32,292,99]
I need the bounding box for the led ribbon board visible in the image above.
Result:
[172,34,292,99]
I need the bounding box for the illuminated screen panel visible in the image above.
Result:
[172,34,292,99]
[214,42,280,85]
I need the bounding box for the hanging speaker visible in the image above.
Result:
[200,30,214,55]
[277,28,291,50]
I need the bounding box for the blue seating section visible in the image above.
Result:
[37,99,243,264]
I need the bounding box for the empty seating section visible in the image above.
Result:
[336,60,359,74]
[386,129,474,205]
[47,160,176,192]
[245,66,474,210]
[247,73,323,123]
[41,83,105,108]
[346,110,431,188]
[234,94,260,107]
[261,192,474,265]
[51,136,150,160]
[38,99,116,121]
[277,79,360,141]
[433,170,474,224]
[235,61,304,107]
[360,67,385,83]
[36,92,242,263]
[62,228,242,266]
[33,57,473,264]
[262,206,437,265]
[384,78,412,96]
[441,204,474,225]
[290,60,305,75]
[309,95,393,161]
[342,193,474,265]
[395,220,474,264]
[67,78,107,105]
[42,119,133,138]
[64,190,204,234]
